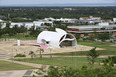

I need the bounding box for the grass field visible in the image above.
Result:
[14,57,104,68]
[47,40,116,56]
[47,50,116,56]
[0,60,35,71]
[1,34,36,40]
[78,40,116,51]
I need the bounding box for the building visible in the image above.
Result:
[44,17,77,23]
[0,19,6,29]
[75,20,95,24]
[10,22,34,29]
[10,20,53,30]
[80,16,101,21]
[89,16,101,20]
[37,28,77,48]
[67,24,116,35]
[0,15,7,19]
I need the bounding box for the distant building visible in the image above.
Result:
[89,16,101,20]
[67,24,116,35]
[79,16,101,21]
[75,20,95,24]
[98,22,109,26]
[10,20,53,30]
[79,16,102,24]
[0,15,7,19]
[0,19,6,29]
[64,8,73,11]
[44,17,77,23]
[44,17,55,21]
[79,17,89,20]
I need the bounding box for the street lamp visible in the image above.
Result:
[48,46,54,58]
[12,39,14,63]
[74,46,77,68]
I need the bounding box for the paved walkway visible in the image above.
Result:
[37,55,115,58]
[0,70,27,77]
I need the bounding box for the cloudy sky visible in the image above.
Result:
[0,0,115,6]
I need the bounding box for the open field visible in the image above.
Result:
[47,50,116,56]
[78,40,116,51]
[14,57,104,68]
[1,34,36,40]
[0,60,35,71]
[0,40,104,57]
[48,40,116,56]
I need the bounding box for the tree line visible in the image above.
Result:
[0,7,116,22]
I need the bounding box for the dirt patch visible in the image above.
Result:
[0,40,104,56]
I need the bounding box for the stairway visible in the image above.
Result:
[0,51,10,59]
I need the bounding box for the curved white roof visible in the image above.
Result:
[37,28,77,48]
[37,28,67,47]
[0,19,4,22]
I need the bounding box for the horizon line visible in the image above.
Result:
[0,3,116,7]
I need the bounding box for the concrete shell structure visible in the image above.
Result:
[37,28,77,48]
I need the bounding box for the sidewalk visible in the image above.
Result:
[0,70,27,77]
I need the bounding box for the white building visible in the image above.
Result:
[10,20,53,29]
[0,19,6,29]
[44,17,55,21]
[98,22,109,26]
[89,16,101,20]
[79,16,101,21]
[67,24,116,34]
[44,17,76,23]
[10,22,34,29]
[37,28,77,48]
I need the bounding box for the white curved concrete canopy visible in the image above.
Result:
[37,28,77,48]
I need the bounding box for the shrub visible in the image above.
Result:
[103,56,116,66]
[34,65,116,77]
[14,54,26,57]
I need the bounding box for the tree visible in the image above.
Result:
[30,29,42,37]
[44,23,52,26]
[0,27,3,38]
[75,34,80,40]
[29,51,36,59]
[87,47,99,65]
[36,48,44,58]
[98,33,111,41]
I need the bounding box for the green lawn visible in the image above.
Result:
[14,57,104,68]
[78,40,116,51]
[47,50,116,56]
[0,60,35,71]
[54,57,105,62]
[1,34,36,40]
[47,40,116,56]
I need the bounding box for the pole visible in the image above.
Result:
[75,46,77,68]
[50,48,52,58]
[12,40,14,63]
